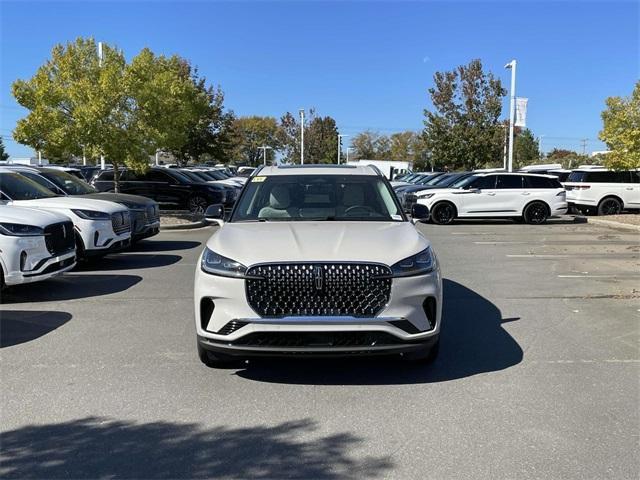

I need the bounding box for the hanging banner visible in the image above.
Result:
[515,97,528,127]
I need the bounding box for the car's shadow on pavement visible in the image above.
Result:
[0,310,72,348]
[0,417,392,479]
[234,279,524,385]
[130,240,201,253]
[74,253,182,271]
[0,274,142,304]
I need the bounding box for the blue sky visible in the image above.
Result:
[1,0,638,158]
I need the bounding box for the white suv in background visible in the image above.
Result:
[0,170,132,258]
[194,165,441,367]
[564,168,640,215]
[414,172,568,224]
[0,205,76,288]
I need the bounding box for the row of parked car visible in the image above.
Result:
[0,166,162,289]
[391,165,640,225]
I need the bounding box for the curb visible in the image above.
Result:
[586,217,640,232]
[160,220,209,231]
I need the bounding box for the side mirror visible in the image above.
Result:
[411,203,430,222]
[466,187,480,193]
[204,204,224,225]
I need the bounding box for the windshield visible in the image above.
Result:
[41,170,97,194]
[0,172,58,200]
[231,174,405,222]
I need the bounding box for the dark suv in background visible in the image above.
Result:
[92,167,226,213]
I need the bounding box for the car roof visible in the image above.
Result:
[257,165,380,176]
[474,172,557,179]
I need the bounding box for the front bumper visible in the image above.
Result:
[132,222,160,241]
[197,330,439,357]
[4,250,76,286]
[194,262,443,356]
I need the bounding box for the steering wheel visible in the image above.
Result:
[344,205,375,216]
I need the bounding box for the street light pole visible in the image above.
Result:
[346,147,352,163]
[337,134,349,164]
[258,145,272,165]
[299,109,305,164]
[98,41,106,171]
[505,59,517,173]
[539,135,545,160]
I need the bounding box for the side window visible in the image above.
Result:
[119,170,138,181]
[585,171,627,183]
[524,176,560,189]
[98,171,114,181]
[145,171,172,182]
[630,171,640,184]
[496,175,524,189]
[470,175,496,189]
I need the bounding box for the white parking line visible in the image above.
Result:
[557,275,620,278]
[506,254,570,258]
[475,241,532,245]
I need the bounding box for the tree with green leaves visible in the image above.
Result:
[278,109,339,164]
[228,116,281,166]
[514,128,540,168]
[12,37,228,190]
[600,81,640,170]
[423,59,506,170]
[0,138,9,161]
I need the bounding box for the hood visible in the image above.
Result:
[207,221,430,267]
[79,193,156,208]
[11,196,128,214]
[0,205,71,227]
[390,181,413,188]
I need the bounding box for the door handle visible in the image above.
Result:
[625,187,633,190]
[486,192,496,196]
[521,192,531,195]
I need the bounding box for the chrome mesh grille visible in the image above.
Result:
[146,205,160,223]
[44,221,75,255]
[245,263,392,318]
[111,211,131,235]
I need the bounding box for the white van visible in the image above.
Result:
[564,169,640,215]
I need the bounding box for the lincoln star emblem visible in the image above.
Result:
[314,266,324,291]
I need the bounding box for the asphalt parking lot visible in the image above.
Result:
[1,218,639,479]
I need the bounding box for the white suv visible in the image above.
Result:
[564,169,640,215]
[413,173,568,224]
[0,205,76,288]
[0,170,132,257]
[194,165,441,367]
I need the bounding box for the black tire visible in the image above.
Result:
[431,202,456,225]
[197,342,236,368]
[403,336,440,364]
[597,197,622,216]
[523,201,549,225]
[188,195,209,214]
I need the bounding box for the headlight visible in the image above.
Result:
[391,247,435,277]
[71,209,110,220]
[201,247,247,278]
[0,223,44,237]
[417,193,435,199]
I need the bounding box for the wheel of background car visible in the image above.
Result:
[597,197,622,216]
[431,202,456,225]
[188,195,209,214]
[344,205,375,216]
[523,201,549,225]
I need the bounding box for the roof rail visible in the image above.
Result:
[367,164,385,177]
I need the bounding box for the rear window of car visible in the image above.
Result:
[524,176,561,189]
[568,171,631,183]
[97,171,114,181]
